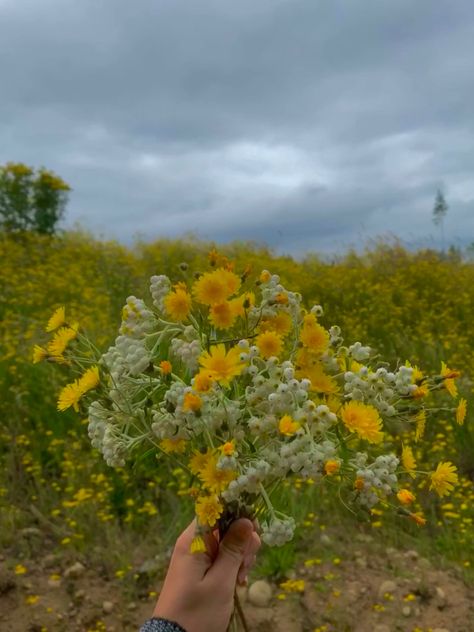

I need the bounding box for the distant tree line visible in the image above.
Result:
[0,162,70,236]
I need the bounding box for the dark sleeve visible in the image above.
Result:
[140,618,187,632]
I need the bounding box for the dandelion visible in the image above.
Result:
[340,401,383,444]
[14,564,27,575]
[324,460,340,476]
[189,449,215,476]
[430,461,458,497]
[32,345,48,364]
[279,414,300,436]
[409,512,426,526]
[260,312,292,336]
[441,361,460,398]
[220,441,235,456]
[199,460,236,493]
[193,269,240,305]
[78,365,100,393]
[299,315,329,355]
[46,306,66,332]
[415,409,426,441]
[190,535,207,554]
[199,344,245,387]
[182,392,202,413]
[195,495,223,527]
[209,302,237,329]
[256,330,283,359]
[397,489,415,505]
[164,287,192,322]
[402,445,417,478]
[160,360,172,374]
[47,326,77,359]
[160,438,187,454]
[456,398,467,425]
[57,380,83,412]
[193,371,214,393]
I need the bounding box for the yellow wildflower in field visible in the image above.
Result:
[402,444,417,478]
[415,409,426,441]
[190,535,207,554]
[299,314,329,355]
[260,311,292,336]
[199,344,245,386]
[209,301,237,329]
[160,438,187,454]
[256,330,283,359]
[409,512,426,526]
[220,441,235,456]
[47,325,77,360]
[440,361,460,398]
[32,345,48,364]
[46,306,66,332]
[195,495,223,527]
[280,578,305,592]
[78,365,100,392]
[164,286,192,321]
[189,449,215,476]
[57,380,83,412]
[182,392,202,413]
[340,401,383,443]
[159,360,172,374]
[14,564,27,575]
[324,460,340,476]
[430,461,458,497]
[193,371,214,393]
[397,489,415,505]
[193,268,240,305]
[229,292,255,316]
[199,460,236,493]
[279,414,300,436]
[456,398,467,425]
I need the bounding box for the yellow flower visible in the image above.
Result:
[190,535,207,554]
[160,438,187,454]
[25,595,40,605]
[46,306,66,332]
[14,564,27,575]
[160,360,172,374]
[189,449,215,476]
[77,365,100,393]
[415,409,426,442]
[259,312,292,336]
[220,441,235,456]
[397,489,415,505]
[193,268,240,305]
[164,287,192,321]
[279,414,300,436]
[32,345,48,364]
[340,401,383,444]
[456,398,467,425]
[57,380,83,412]
[430,461,458,497]
[354,477,365,491]
[199,344,245,387]
[299,315,329,355]
[441,361,460,398]
[47,326,77,359]
[409,512,426,527]
[256,330,283,359]
[229,292,255,316]
[195,495,223,527]
[209,301,237,329]
[199,461,236,493]
[259,270,271,283]
[193,371,214,393]
[324,460,341,476]
[402,445,417,478]
[182,392,202,413]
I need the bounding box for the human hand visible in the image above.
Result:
[152,518,261,632]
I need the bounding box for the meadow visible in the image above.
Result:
[1,230,474,630]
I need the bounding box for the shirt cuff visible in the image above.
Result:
[140,617,187,632]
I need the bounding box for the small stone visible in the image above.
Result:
[64,562,85,579]
[320,533,332,546]
[435,586,447,608]
[355,556,367,568]
[102,601,114,614]
[248,580,272,607]
[355,533,373,543]
[73,590,86,602]
[127,602,137,611]
[402,606,411,617]
[42,554,58,569]
[378,580,397,597]
[405,550,419,561]
[47,578,62,589]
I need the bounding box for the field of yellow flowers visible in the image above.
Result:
[1,230,473,591]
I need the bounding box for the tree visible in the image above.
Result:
[432,189,448,251]
[0,162,70,235]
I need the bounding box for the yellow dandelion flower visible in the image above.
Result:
[159,360,172,374]
[193,268,240,305]
[279,414,300,436]
[199,461,236,494]
[340,401,383,444]
[409,512,426,526]
[77,365,100,393]
[14,564,27,575]
[193,371,214,393]
[190,535,207,554]
[25,595,40,605]
[195,495,223,527]
[401,444,417,478]
[324,460,341,476]
[412,385,428,399]
[220,441,235,456]
[45,306,66,332]
[32,345,48,364]
[415,409,426,442]
[256,330,283,359]
[456,398,467,425]
[209,301,237,329]
[164,287,192,321]
[189,449,215,476]
[440,361,460,398]
[182,392,202,413]
[299,315,329,355]
[160,438,187,454]
[354,477,365,491]
[260,311,292,336]
[259,270,271,283]
[57,380,83,412]
[229,291,255,316]
[430,461,458,497]
[47,326,77,358]
[199,344,245,387]
[397,489,416,505]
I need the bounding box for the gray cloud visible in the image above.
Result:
[0,0,473,255]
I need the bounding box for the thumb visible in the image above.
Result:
[206,518,253,585]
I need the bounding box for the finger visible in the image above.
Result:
[171,520,216,581]
[206,519,253,587]
[238,531,261,585]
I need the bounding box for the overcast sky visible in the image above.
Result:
[1,0,473,255]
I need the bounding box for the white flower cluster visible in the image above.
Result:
[120,296,156,338]
[87,400,128,467]
[261,516,296,546]
[344,364,416,415]
[352,452,399,508]
[249,272,302,321]
[170,337,201,373]
[150,275,171,311]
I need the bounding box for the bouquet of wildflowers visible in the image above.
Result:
[34,250,464,551]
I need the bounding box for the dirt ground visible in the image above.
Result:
[1,530,473,632]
